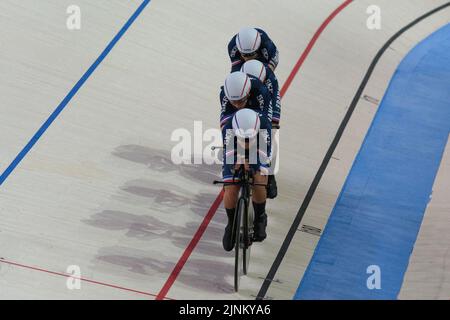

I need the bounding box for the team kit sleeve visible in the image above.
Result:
[221,120,239,182]
[255,80,273,124]
[257,29,279,71]
[255,114,272,175]
[228,35,243,72]
[219,88,235,130]
[268,47,279,71]
[219,88,237,182]
[255,81,273,169]
[268,70,281,124]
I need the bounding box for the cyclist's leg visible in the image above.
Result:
[269,93,280,199]
[222,164,240,251]
[267,130,278,199]
[259,114,278,199]
[252,170,268,202]
[251,169,268,241]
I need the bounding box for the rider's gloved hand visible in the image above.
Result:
[234,161,250,172]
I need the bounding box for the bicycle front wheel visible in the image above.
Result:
[234,197,245,292]
[243,199,253,275]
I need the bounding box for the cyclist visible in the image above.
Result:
[241,60,281,199]
[220,71,272,130]
[228,27,279,73]
[241,60,281,127]
[219,72,273,251]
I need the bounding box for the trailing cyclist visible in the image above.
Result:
[241,60,281,199]
[228,27,279,72]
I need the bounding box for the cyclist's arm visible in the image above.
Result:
[219,89,235,130]
[228,35,243,72]
[257,116,272,165]
[257,85,273,125]
[257,29,279,71]
[270,74,281,126]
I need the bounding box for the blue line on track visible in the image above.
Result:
[0,0,151,186]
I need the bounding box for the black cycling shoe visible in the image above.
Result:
[267,175,278,199]
[222,210,235,251]
[253,213,267,242]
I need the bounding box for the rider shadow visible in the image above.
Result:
[116,179,226,221]
[83,207,226,258]
[112,144,222,185]
[93,246,234,294]
[116,180,193,209]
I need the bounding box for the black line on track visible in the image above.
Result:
[256,1,450,300]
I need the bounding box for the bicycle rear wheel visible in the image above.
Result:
[234,197,245,292]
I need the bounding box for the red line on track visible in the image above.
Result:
[155,189,224,300]
[280,0,353,98]
[0,258,174,300]
[156,0,353,300]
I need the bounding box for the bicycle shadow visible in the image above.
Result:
[93,246,234,294]
[82,144,236,294]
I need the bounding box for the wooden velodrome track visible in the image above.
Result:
[0,0,449,299]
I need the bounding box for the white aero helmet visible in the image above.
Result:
[232,108,260,139]
[241,60,267,82]
[236,27,261,55]
[224,72,251,101]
